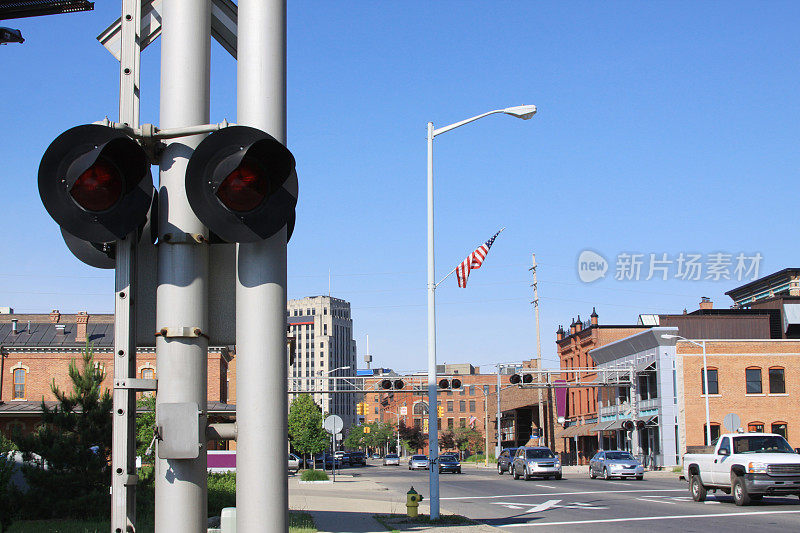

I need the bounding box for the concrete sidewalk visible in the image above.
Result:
[289,474,501,533]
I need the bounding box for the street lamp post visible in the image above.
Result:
[427,105,536,519]
[662,334,711,445]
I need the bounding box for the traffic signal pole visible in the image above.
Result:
[235,1,289,531]
[155,1,211,531]
[111,2,141,531]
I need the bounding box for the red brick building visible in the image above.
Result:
[556,309,650,464]
[0,310,233,441]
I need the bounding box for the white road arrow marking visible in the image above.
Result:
[525,499,562,513]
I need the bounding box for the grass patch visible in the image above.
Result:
[374,513,475,531]
[462,454,495,463]
[672,466,683,473]
[289,511,317,533]
[300,469,329,481]
[8,513,314,533]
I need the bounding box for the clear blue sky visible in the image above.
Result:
[2,2,799,372]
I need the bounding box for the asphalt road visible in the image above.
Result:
[348,460,800,532]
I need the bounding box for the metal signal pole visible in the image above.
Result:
[155,1,211,531]
[530,254,545,447]
[110,1,141,531]
[236,0,289,531]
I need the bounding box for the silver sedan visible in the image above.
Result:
[408,455,429,470]
[383,453,400,466]
[589,450,644,480]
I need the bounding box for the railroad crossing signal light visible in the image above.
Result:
[38,125,155,246]
[379,379,404,390]
[438,378,462,390]
[185,126,297,243]
[509,373,533,385]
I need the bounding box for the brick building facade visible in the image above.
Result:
[0,310,232,441]
[556,309,650,464]
[675,339,800,451]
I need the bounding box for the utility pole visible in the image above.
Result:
[155,1,211,531]
[236,0,289,531]
[496,364,501,456]
[530,254,545,447]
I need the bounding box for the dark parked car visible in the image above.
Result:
[349,451,367,466]
[497,447,519,475]
[439,455,462,474]
[305,453,341,469]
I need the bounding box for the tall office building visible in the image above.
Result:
[287,296,357,429]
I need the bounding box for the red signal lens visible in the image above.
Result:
[70,159,123,212]
[216,158,268,212]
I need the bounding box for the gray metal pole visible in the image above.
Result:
[426,121,441,520]
[236,1,288,531]
[496,364,501,456]
[110,1,142,531]
[155,1,210,531]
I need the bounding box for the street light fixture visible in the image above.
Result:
[426,105,536,519]
[661,334,712,445]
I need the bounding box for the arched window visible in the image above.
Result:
[701,367,718,395]
[13,368,25,399]
[412,401,428,416]
[703,423,721,445]
[768,367,786,394]
[772,422,788,440]
[745,367,762,394]
[141,367,155,397]
[748,421,765,433]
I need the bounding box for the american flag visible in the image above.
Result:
[456,229,504,288]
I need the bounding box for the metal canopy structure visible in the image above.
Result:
[0,0,93,20]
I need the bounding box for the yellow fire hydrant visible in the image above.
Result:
[406,486,423,517]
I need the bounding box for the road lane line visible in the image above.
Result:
[534,484,557,489]
[498,509,800,528]
[636,497,676,504]
[441,488,685,500]
[526,500,562,513]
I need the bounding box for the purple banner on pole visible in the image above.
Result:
[554,379,567,419]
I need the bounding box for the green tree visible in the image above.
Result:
[343,425,364,450]
[453,426,483,455]
[0,434,18,532]
[287,394,329,466]
[16,343,113,519]
[398,422,427,453]
[439,431,456,451]
[136,395,157,459]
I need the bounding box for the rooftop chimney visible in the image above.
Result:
[50,309,61,323]
[11,318,18,334]
[76,312,89,343]
[569,320,576,335]
[590,307,599,326]
[699,297,713,310]
[574,315,582,333]
[556,325,565,341]
[55,323,66,335]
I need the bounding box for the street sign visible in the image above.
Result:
[323,415,343,435]
[400,406,407,416]
[723,413,741,432]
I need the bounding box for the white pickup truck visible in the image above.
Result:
[683,432,800,505]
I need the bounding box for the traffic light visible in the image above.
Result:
[509,373,533,385]
[438,378,462,390]
[356,402,368,415]
[363,426,371,434]
[636,420,645,430]
[185,125,297,243]
[379,379,404,390]
[622,420,634,431]
[38,125,155,256]
[437,405,443,417]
